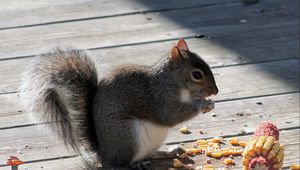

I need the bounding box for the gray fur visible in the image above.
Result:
[21,45,217,169]
[20,48,98,154]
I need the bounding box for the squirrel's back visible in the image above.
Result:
[21,48,98,154]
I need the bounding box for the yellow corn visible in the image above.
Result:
[242,165,249,170]
[203,164,214,170]
[179,127,190,134]
[262,136,275,156]
[274,145,285,163]
[255,136,267,155]
[267,142,280,160]
[290,164,300,170]
[223,158,235,166]
[239,141,248,148]
[190,148,202,154]
[209,137,223,143]
[242,158,250,166]
[228,138,239,146]
[244,138,258,157]
[196,139,209,145]
[209,143,220,148]
[221,150,231,156]
[211,152,222,159]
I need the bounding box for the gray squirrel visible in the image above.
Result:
[21,38,218,169]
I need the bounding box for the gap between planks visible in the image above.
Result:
[0,93,298,163]
[0,0,240,30]
[0,128,298,169]
[0,0,298,60]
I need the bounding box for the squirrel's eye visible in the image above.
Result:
[191,69,204,82]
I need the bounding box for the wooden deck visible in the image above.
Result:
[0,0,299,169]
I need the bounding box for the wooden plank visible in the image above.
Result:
[0,0,230,29]
[0,0,298,59]
[0,93,298,163]
[0,58,299,128]
[0,24,299,94]
[0,28,299,94]
[0,128,298,169]
[168,92,300,144]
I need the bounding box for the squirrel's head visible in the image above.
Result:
[170,38,218,99]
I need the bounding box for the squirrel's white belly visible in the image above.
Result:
[133,119,169,162]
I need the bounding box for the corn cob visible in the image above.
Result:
[242,122,284,170]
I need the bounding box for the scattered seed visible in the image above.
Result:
[211,113,217,117]
[180,127,191,134]
[285,121,292,124]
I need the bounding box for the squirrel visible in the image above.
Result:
[21,38,218,169]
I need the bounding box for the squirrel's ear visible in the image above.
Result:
[177,38,189,51]
[171,46,184,65]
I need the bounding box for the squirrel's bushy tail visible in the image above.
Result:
[21,48,98,155]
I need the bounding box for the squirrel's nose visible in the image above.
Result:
[210,86,218,95]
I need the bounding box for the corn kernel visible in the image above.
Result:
[239,141,248,147]
[242,165,249,170]
[211,152,222,158]
[228,138,239,146]
[255,136,267,155]
[190,148,202,154]
[242,158,250,166]
[196,139,209,145]
[223,158,235,166]
[290,164,300,170]
[221,150,231,156]
[262,136,275,156]
[274,145,284,163]
[209,137,223,143]
[180,127,190,134]
[267,142,280,160]
[203,164,214,170]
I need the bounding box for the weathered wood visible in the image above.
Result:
[0,58,298,128]
[0,0,231,29]
[0,23,299,93]
[1,56,299,100]
[0,129,298,169]
[0,0,298,59]
[0,93,298,164]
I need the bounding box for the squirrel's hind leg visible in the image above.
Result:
[131,160,153,170]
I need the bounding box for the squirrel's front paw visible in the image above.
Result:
[197,99,215,113]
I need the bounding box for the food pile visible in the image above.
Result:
[171,136,246,169]
[171,122,289,170]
